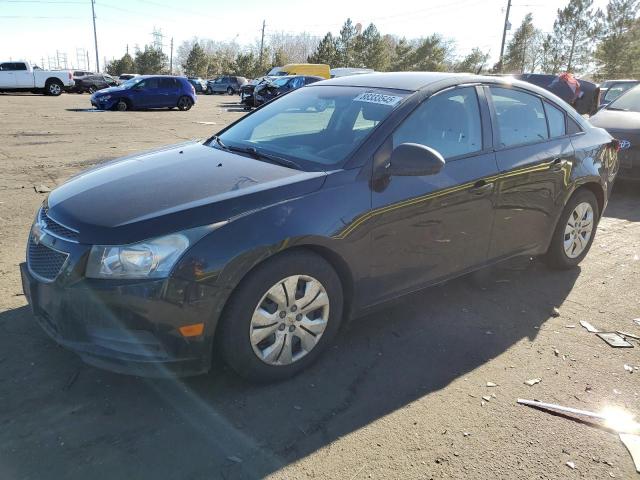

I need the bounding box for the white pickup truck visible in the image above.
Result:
[0,60,74,96]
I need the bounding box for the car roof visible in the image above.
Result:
[317,72,469,91]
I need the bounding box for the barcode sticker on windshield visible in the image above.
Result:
[353,92,403,106]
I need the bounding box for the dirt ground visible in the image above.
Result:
[0,93,639,480]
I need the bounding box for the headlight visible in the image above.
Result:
[100,95,111,101]
[85,223,225,279]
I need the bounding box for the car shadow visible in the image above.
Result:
[0,257,579,479]
[605,182,640,222]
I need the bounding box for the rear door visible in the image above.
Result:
[367,86,498,303]
[158,77,179,107]
[486,85,574,259]
[12,62,32,88]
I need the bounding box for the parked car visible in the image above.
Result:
[0,60,74,96]
[76,74,119,93]
[510,73,600,115]
[206,75,247,94]
[90,75,196,111]
[118,73,139,81]
[239,76,275,107]
[20,72,617,382]
[598,79,639,109]
[266,63,331,79]
[187,77,207,93]
[590,84,640,181]
[253,75,323,106]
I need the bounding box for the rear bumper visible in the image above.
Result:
[20,262,217,377]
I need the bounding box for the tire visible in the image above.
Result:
[218,250,344,382]
[44,79,63,96]
[543,189,599,270]
[88,86,97,94]
[177,96,193,111]
[226,87,234,95]
[206,87,212,95]
[115,99,129,111]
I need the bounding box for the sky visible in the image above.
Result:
[0,0,610,71]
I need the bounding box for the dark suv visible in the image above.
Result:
[76,74,119,93]
[206,75,247,95]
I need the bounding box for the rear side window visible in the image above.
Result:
[393,86,482,159]
[490,87,548,147]
[12,62,27,70]
[567,117,582,135]
[159,78,176,89]
[544,102,566,137]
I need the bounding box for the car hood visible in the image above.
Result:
[589,109,640,133]
[46,142,327,245]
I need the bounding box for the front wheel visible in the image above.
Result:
[543,189,599,269]
[218,251,343,382]
[88,86,97,94]
[226,87,234,95]
[115,99,129,111]
[177,96,193,111]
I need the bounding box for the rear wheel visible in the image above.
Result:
[88,86,97,94]
[226,87,234,95]
[177,96,193,111]
[44,79,63,96]
[218,251,343,382]
[544,189,599,269]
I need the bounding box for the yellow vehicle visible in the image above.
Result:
[267,63,331,79]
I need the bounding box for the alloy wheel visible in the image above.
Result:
[563,201,594,258]
[49,83,61,95]
[249,275,330,366]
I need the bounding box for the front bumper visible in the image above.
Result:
[617,150,640,181]
[20,261,217,377]
[90,95,117,110]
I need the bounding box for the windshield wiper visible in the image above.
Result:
[607,106,628,111]
[211,136,302,170]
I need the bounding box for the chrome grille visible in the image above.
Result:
[40,207,79,242]
[27,238,69,281]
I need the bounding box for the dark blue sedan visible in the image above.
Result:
[90,75,196,111]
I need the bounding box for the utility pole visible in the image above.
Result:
[259,20,266,66]
[498,0,512,72]
[91,0,99,72]
[169,37,174,74]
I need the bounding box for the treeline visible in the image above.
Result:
[106,0,640,80]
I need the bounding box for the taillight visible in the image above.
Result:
[191,85,195,94]
[69,72,72,80]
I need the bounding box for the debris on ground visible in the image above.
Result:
[566,324,576,328]
[524,378,542,386]
[566,461,576,469]
[580,320,600,333]
[619,434,640,473]
[618,331,640,340]
[486,382,498,387]
[482,395,491,402]
[624,364,634,373]
[34,185,51,193]
[634,318,640,327]
[596,332,634,348]
[554,348,560,356]
[552,307,561,317]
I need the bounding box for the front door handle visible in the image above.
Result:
[469,180,494,195]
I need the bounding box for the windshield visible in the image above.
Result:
[272,77,291,87]
[122,77,142,88]
[607,85,640,112]
[213,85,408,171]
[603,82,638,103]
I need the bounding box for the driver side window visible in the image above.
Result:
[393,87,482,159]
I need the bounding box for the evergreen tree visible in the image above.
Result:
[595,0,640,78]
[182,42,209,77]
[134,45,167,74]
[454,48,490,73]
[353,24,389,70]
[552,0,602,72]
[105,53,135,76]
[308,33,340,65]
[409,35,452,71]
[337,18,358,66]
[390,38,414,71]
[502,13,541,73]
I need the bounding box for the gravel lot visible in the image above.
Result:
[0,93,639,480]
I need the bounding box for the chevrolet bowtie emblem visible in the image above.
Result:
[31,219,46,245]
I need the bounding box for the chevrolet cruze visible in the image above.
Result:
[21,73,618,382]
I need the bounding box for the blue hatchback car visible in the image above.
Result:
[90,75,196,111]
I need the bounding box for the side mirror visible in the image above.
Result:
[386,143,445,177]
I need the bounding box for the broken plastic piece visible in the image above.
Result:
[617,331,640,340]
[524,378,542,386]
[580,320,599,333]
[619,434,640,473]
[596,333,633,348]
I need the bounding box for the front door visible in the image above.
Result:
[131,77,162,108]
[486,86,574,259]
[367,86,499,304]
[0,62,17,87]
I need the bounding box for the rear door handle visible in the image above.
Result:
[469,180,494,195]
